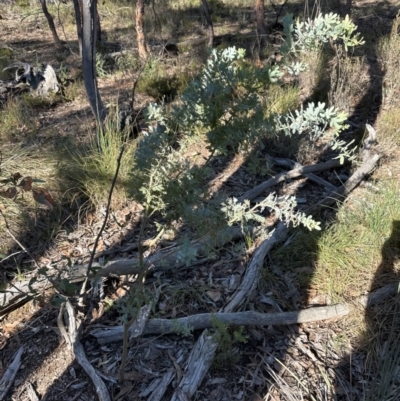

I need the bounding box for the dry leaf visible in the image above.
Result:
[206,290,221,302]
[0,187,17,199]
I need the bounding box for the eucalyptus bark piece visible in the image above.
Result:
[64,300,111,401]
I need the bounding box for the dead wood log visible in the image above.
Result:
[272,158,338,192]
[91,304,350,344]
[67,226,244,282]
[0,346,24,401]
[239,159,341,202]
[307,154,380,214]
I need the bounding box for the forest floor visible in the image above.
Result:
[1,1,400,401]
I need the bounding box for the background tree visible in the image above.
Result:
[255,0,267,45]
[135,0,148,59]
[201,0,214,47]
[72,0,83,57]
[81,0,107,126]
[40,0,63,49]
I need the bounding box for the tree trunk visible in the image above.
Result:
[81,0,107,126]
[255,0,267,45]
[39,0,63,49]
[135,0,148,59]
[201,0,214,47]
[72,0,83,56]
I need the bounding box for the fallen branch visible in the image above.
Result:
[307,154,380,214]
[91,303,349,344]
[225,222,288,311]
[239,159,341,202]
[356,282,400,308]
[0,346,24,401]
[68,226,244,282]
[272,158,338,192]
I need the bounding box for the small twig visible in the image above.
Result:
[78,145,126,306]
[0,251,22,264]
[0,210,39,269]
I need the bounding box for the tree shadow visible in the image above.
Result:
[332,221,400,400]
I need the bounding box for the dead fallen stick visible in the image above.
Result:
[67,226,244,282]
[356,282,400,308]
[91,304,349,345]
[0,346,24,401]
[239,159,341,202]
[170,332,217,401]
[272,157,338,192]
[307,154,380,214]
